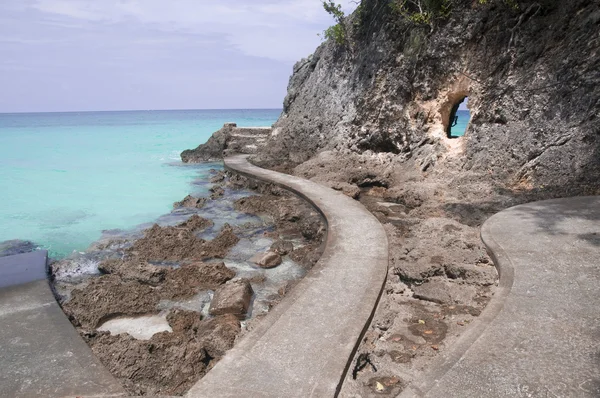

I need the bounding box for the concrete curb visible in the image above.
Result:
[400,195,600,397]
[0,251,127,398]
[187,155,389,397]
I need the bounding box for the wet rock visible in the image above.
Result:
[209,186,225,199]
[130,220,237,262]
[255,251,283,269]
[63,275,160,329]
[98,259,167,285]
[166,309,202,334]
[173,195,207,209]
[0,240,36,257]
[198,224,240,258]
[209,278,254,319]
[160,261,235,300]
[178,214,214,231]
[270,240,294,255]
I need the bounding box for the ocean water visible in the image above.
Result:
[451,109,471,137]
[0,109,280,258]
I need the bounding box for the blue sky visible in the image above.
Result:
[0,1,358,112]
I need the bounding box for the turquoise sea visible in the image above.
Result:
[451,110,470,137]
[0,109,281,258]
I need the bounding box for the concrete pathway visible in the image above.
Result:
[187,154,389,397]
[401,196,600,397]
[0,251,126,398]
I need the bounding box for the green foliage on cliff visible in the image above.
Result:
[321,1,347,45]
[390,0,452,27]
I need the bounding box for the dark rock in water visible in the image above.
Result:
[209,186,225,199]
[180,123,273,162]
[270,240,294,255]
[173,195,207,209]
[209,278,254,319]
[255,251,283,269]
[0,240,36,257]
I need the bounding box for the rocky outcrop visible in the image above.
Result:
[181,123,272,162]
[251,0,600,194]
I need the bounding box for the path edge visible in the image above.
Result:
[398,211,516,397]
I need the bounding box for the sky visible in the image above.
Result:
[0,1,358,113]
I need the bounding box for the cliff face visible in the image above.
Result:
[254,0,600,194]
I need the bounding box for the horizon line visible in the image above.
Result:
[0,107,284,115]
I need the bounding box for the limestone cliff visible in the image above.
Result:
[251,0,599,194]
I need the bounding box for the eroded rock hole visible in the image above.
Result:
[447,97,471,138]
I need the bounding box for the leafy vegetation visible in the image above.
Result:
[390,0,452,27]
[321,1,347,45]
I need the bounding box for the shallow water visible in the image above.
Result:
[0,109,280,258]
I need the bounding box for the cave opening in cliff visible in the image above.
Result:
[447,97,470,138]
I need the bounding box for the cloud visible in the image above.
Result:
[24,0,359,62]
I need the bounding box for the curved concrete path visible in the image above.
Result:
[401,196,600,397]
[0,251,126,398]
[187,154,389,397]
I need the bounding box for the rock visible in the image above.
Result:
[412,281,453,305]
[270,240,294,255]
[86,313,240,396]
[330,182,361,200]
[412,278,478,306]
[129,220,238,262]
[160,261,235,300]
[289,243,322,269]
[209,186,225,199]
[98,259,167,285]
[198,224,240,258]
[173,195,207,209]
[255,251,283,269]
[0,240,36,257]
[444,263,497,286]
[209,279,254,319]
[62,275,160,329]
[180,123,273,162]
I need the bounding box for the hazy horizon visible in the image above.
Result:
[0,1,358,113]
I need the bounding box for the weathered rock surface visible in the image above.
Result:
[86,312,240,396]
[98,259,167,285]
[173,195,207,209]
[160,262,236,300]
[129,217,239,262]
[270,240,294,255]
[181,123,273,162]
[209,278,254,318]
[250,0,599,195]
[63,275,160,329]
[255,251,283,269]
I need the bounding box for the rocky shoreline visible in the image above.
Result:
[48,168,325,396]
